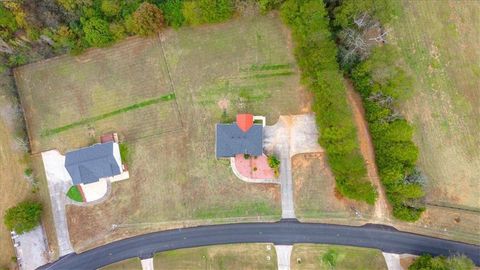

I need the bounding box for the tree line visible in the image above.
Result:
[0,0,237,70]
[329,0,426,221]
[281,0,377,204]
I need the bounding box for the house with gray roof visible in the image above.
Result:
[215,114,263,158]
[65,141,123,185]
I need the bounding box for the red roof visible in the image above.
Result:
[236,114,254,132]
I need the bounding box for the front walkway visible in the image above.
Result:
[264,114,323,219]
[41,150,74,256]
[275,245,293,270]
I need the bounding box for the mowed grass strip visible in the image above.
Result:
[241,63,293,71]
[154,244,277,270]
[245,71,295,79]
[292,244,387,270]
[42,93,175,136]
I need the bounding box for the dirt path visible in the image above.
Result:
[345,79,390,221]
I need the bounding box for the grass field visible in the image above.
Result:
[391,1,480,209]
[293,153,374,223]
[291,244,387,270]
[386,0,480,243]
[99,258,141,270]
[154,244,277,270]
[0,72,49,268]
[16,14,306,251]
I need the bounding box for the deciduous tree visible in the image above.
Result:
[4,201,43,234]
[130,2,164,36]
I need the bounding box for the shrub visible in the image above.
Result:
[0,5,19,37]
[182,0,234,25]
[267,155,280,169]
[24,168,33,177]
[4,201,42,234]
[82,17,114,47]
[66,185,83,202]
[281,0,376,204]
[101,0,121,17]
[109,22,126,40]
[333,0,401,28]
[129,2,164,36]
[322,249,338,268]
[258,0,285,13]
[119,142,130,164]
[8,53,28,67]
[160,0,185,28]
[267,155,280,177]
[182,1,201,25]
[409,254,474,270]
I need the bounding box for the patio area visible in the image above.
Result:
[233,154,275,180]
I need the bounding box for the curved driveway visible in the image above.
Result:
[39,220,480,269]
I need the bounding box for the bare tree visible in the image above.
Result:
[369,30,389,44]
[353,12,369,28]
[339,28,368,65]
[338,11,389,67]
[368,92,394,107]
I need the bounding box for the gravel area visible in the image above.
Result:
[13,226,48,270]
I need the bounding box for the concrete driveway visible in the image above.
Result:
[264,114,322,219]
[12,226,48,270]
[41,150,74,256]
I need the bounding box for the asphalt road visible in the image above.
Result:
[39,220,480,269]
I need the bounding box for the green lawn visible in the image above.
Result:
[154,244,277,270]
[291,244,387,270]
[392,0,480,209]
[15,14,306,251]
[66,185,83,202]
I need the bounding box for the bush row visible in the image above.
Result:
[351,45,425,221]
[281,0,377,204]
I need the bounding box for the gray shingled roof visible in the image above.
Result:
[215,123,263,158]
[65,142,121,185]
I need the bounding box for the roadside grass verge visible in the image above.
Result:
[194,201,280,219]
[292,244,387,270]
[41,93,175,137]
[99,258,141,270]
[281,0,376,204]
[154,244,277,270]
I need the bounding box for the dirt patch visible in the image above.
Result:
[345,79,390,221]
[217,98,229,110]
[293,153,374,221]
[400,255,417,270]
